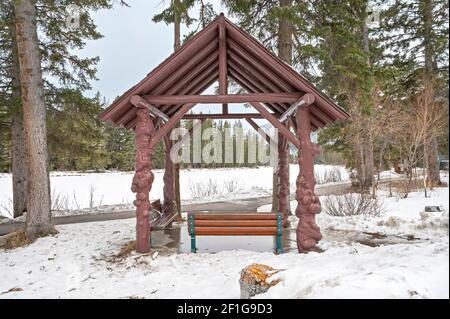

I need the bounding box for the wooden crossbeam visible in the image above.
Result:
[130,96,169,122]
[249,102,300,149]
[142,93,303,105]
[279,93,315,123]
[182,113,272,119]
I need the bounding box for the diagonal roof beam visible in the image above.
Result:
[149,102,197,149]
[279,93,315,123]
[246,118,279,150]
[248,101,300,149]
[130,96,169,122]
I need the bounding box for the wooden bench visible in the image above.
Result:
[187,212,283,253]
[149,199,178,229]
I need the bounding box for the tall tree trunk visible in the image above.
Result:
[14,0,55,240]
[422,0,441,186]
[273,0,292,212]
[10,8,27,218]
[173,13,182,215]
[360,17,374,189]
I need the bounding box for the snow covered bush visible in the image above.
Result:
[223,179,240,193]
[322,193,385,217]
[189,179,221,198]
[315,166,345,184]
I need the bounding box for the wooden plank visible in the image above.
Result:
[194,220,277,227]
[193,212,277,220]
[142,93,303,105]
[194,226,277,236]
[248,102,300,149]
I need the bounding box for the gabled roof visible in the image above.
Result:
[99,14,348,130]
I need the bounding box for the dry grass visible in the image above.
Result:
[115,240,136,260]
[1,229,29,250]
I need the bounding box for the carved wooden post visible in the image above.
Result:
[131,106,155,253]
[294,106,322,253]
[163,134,176,215]
[278,131,290,227]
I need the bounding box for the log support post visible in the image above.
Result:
[277,129,290,227]
[131,106,155,253]
[294,105,322,253]
[163,133,176,216]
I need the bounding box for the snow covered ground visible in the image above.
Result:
[0,165,349,218]
[0,175,448,299]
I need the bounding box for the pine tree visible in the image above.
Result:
[14,0,57,240]
[0,0,117,216]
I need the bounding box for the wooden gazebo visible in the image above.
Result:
[99,14,348,253]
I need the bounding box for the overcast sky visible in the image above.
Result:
[79,1,249,113]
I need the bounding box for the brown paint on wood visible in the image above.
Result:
[294,106,322,253]
[193,212,277,220]
[142,93,302,105]
[194,227,277,236]
[219,21,228,114]
[131,107,155,253]
[194,220,277,227]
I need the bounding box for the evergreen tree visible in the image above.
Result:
[376,0,449,185]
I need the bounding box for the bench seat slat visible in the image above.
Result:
[194,226,277,236]
[193,213,277,220]
[194,220,277,227]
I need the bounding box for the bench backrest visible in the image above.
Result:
[188,212,282,236]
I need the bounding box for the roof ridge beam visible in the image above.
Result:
[219,20,228,114]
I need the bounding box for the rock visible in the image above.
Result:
[239,263,282,299]
[425,206,443,212]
